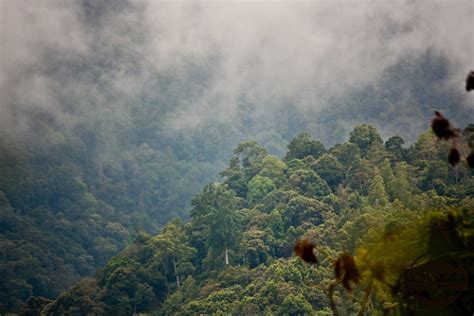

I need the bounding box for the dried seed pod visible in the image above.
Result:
[467,151,474,168]
[466,71,474,92]
[431,111,456,140]
[341,260,360,291]
[333,253,360,292]
[294,239,318,264]
[448,148,460,166]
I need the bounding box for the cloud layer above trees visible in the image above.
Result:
[1,0,473,139]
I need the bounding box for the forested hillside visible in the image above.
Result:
[2,1,474,314]
[2,55,474,315]
[0,104,225,312]
[29,125,474,315]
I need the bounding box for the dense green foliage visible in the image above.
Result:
[0,109,229,312]
[32,125,474,315]
[2,40,473,313]
[2,2,473,314]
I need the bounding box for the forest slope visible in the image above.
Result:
[34,125,474,315]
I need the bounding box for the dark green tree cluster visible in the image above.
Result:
[36,125,473,315]
[1,98,286,312]
[40,220,194,315]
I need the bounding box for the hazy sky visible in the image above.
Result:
[1,0,473,139]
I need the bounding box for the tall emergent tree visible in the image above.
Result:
[285,132,326,161]
[349,124,383,157]
[191,183,242,266]
[151,220,196,288]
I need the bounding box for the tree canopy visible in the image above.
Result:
[26,124,474,315]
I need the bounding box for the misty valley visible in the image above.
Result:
[1,1,474,315]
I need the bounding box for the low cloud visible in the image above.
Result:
[1,0,473,141]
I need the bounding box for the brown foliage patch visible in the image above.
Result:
[294,239,318,264]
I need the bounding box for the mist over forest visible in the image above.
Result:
[2,1,473,142]
[1,0,473,315]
